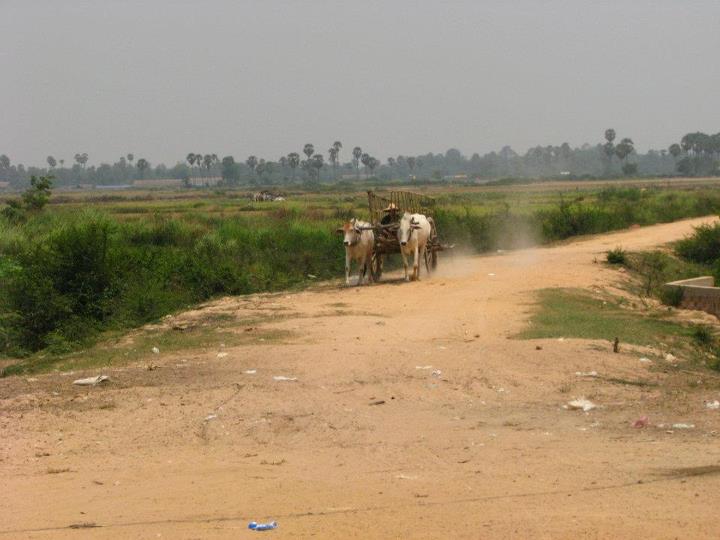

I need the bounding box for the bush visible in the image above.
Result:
[675,223,720,265]
[692,325,713,345]
[633,251,668,296]
[659,285,684,307]
[606,247,627,264]
[0,210,345,355]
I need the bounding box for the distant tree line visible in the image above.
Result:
[1,130,718,188]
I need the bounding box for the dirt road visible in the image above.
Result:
[2,217,720,539]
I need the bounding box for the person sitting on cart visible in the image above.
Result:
[380,202,399,228]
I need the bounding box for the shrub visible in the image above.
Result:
[22,175,53,210]
[675,223,720,265]
[633,251,668,296]
[659,285,684,307]
[692,325,713,345]
[606,247,627,264]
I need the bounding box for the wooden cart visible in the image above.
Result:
[365,190,448,281]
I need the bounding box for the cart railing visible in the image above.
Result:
[367,190,436,226]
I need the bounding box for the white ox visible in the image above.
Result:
[397,212,432,281]
[337,218,374,286]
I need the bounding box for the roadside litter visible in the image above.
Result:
[217,352,228,358]
[152,347,160,354]
[73,375,109,386]
[575,371,598,377]
[244,369,257,374]
[431,369,442,378]
[415,365,433,370]
[566,398,597,412]
[248,521,278,531]
[706,400,720,410]
[639,357,651,363]
[672,423,694,429]
[204,414,217,421]
[632,416,649,428]
[273,376,297,382]
[665,353,677,363]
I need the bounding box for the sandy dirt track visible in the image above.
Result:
[2,216,720,539]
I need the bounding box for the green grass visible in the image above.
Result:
[516,288,693,345]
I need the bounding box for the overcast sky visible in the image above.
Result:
[2,0,719,167]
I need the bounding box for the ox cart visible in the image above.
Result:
[365,190,449,281]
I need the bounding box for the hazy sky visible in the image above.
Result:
[2,0,719,167]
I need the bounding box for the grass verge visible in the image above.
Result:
[1,313,290,376]
[516,288,694,345]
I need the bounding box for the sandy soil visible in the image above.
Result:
[2,216,720,539]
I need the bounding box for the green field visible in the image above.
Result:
[2,178,720,362]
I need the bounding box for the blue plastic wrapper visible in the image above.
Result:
[248,520,278,531]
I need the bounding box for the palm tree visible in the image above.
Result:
[367,157,379,177]
[360,153,371,175]
[136,158,149,178]
[352,146,362,178]
[303,143,314,160]
[59,159,65,168]
[246,155,258,178]
[328,146,339,180]
[603,129,616,174]
[74,153,89,168]
[615,138,634,163]
[46,156,57,169]
[287,152,300,182]
[256,159,266,181]
[615,138,635,175]
[0,155,10,169]
[202,154,217,175]
[333,141,342,166]
[186,153,196,170]
[311,154,324,181]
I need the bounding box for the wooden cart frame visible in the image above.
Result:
[365,190,447,281]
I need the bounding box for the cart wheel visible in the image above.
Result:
[370,252,383,282]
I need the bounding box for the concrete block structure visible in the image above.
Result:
[665,276,720,318]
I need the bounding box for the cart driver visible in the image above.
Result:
[380,202,399,227]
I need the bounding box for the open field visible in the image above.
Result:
[2,216,720,538]
[4,177,720,363]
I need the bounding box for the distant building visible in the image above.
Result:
[96,184,133,190]
[186,176,223,187]
[442,174,469,181]
[0,181,10,190]
[341,173,371,180]
[133,178,184,188]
